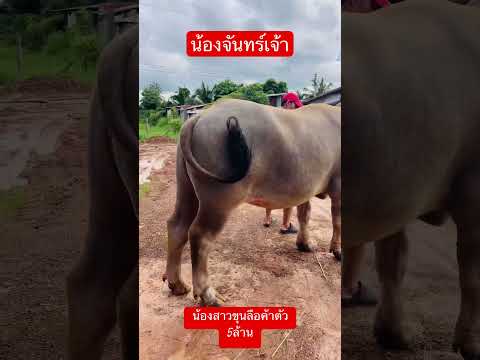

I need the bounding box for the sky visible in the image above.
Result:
[139,0,340,99]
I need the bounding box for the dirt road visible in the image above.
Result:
[1,80,120,359]
[139,137,341,360]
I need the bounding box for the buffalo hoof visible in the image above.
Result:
[166,279,191,296]
[374,324,409,350]
[453,339,480,360]
[296,241,316,252]
[195,287,224,307]
[331,249,342,261]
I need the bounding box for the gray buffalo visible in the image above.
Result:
[66,27,139,359]
[343,1,480,358]
[164,99,341,306]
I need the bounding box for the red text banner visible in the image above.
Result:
[184,306,296,348]
[186,31,294,57]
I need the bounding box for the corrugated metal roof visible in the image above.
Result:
[302,87,341,105]
[266,92,287,97]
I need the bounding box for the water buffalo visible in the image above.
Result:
[164,99,341,306]
[343,1,480,358]
[66,26,139,359]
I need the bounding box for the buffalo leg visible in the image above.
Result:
[328,175,342,260]
[374,230,409,349]
[296,201,315,252]
[451,172,480,359]
[67,209,137,360]
[341,244,366,297]
[164,154,199,295]
[118,265,139,360]
[189,206,228,306]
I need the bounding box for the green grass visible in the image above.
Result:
[0,187,27,219]
[0,41,96,86]
[139,117,182,142]
[139,182,151,198]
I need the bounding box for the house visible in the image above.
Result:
[302,87,341,106]
[165,104,189,119]
[267,88,342,108]
[113,4,139,34]
[165,103,210,121]
[48,2,138,46]
[165,105,181,118]
[180,104,210,121]
[267,92,287,107]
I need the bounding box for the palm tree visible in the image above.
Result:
[296,90,308,100]
[194,81,214,104]
[170,87,199,105]
[303,73,333,99]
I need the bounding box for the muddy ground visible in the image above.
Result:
[1,80,120,359]
[139,138,341,360]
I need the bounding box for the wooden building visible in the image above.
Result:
[48,2,138,47]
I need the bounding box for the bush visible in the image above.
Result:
[24,20,45,50]
[0,15,14,35]
[72,34,98,70]
[40,15,64,35]
[223,83,268,104]
[147,111,162,126]
[71,9,93,36]
[139,116,183,141]
[21,15,62,51]
[167,117,182,134]
[45,31,69,55]
[3,33,17,46]
[13,15,31,33]
[168,107,179,118]
[242,85,268,104]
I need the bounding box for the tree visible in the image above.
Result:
[47,0,133,10]
[194,81,214,104]
[296,90,308,100]
[224,83,268,105]
[212,79,241,100]
[6,0,44,13]
[140,83,162,110]
[6,0,133,13]
[170,87,199,105]
[303,73,333,98]
[262,78,288,94]
[242,84,268,104]
[71,8,92,35]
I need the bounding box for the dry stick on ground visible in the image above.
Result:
[313,252,328,280]
[233,348,246,360]
[271,311,307,359]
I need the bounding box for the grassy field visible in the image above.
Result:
[139,182,151,199]
[0,41,96,86]
[139,117,182,142]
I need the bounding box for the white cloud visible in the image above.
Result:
[139,0,340,94]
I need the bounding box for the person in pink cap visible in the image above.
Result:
[263,92,303,234]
